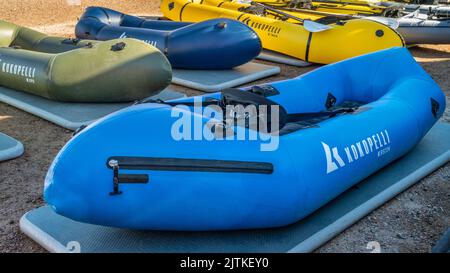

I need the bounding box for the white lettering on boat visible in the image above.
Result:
[323,129,391,174]
[119,32,158,47]
[0,58,36,83]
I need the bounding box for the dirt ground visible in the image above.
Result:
[0,0,449,253]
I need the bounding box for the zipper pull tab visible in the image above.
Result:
[107,158,149,196]
[109,159,122,196]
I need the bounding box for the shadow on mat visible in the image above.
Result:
[409,46,450,59]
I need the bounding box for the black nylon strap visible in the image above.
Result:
[287,108,355,123]
[136,97,220,107]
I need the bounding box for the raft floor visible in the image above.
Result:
[20,122,450,253]
[171,62,280,92]
[258,50,312,67]
[0,133,24,162]
[0,87,186,131]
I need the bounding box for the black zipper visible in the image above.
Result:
[107,157,274,174]
[107,157,273,195]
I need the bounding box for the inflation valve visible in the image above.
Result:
[62,38,81,45]
[216,22,227,29]
[111,42,126,52]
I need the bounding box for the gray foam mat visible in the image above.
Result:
[0,133,24,161]
[432,227,450,253]
[20,122,450,253]
[257,50,311,67]
[0,87,186,131]
[172,62,280,92]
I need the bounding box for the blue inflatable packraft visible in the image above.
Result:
[75,6,262,69]
[44,48,445,231]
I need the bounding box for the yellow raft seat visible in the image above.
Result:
[160,0,404,64]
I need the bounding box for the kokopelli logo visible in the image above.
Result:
[322,142,346,174]
[1,59,36,79]
[322,129,392,174]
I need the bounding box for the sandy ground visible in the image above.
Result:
[0,0,449,253]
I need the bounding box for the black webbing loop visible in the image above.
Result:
[286,108,355,123]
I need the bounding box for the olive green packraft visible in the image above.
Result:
[0,20,172,102]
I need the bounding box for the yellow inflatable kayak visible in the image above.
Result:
[161,0,404,64]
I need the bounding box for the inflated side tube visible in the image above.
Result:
[0,20,172,102]
[397,17,450,44]
[160,0,404,64]
[75,6,262,69]
[396,8,450,44]
[44,48,445,230]
[404,5,450,17]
